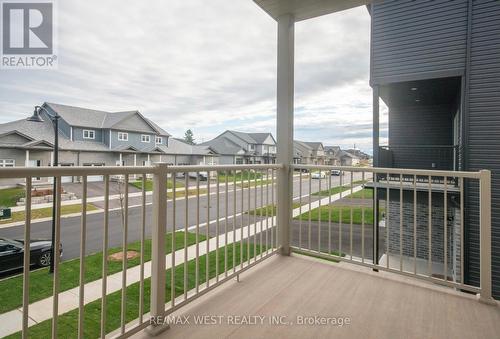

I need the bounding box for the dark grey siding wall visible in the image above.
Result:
[388,104,454,169]
[371,0,468,83]
[465,0,500,296]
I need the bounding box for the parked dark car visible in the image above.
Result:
[0,237,62,273]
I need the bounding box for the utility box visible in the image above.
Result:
[0,207,12,220]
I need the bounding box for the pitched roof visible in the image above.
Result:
[303,141,324,151]
[201,136,244,155]
[43,102,171,136]
[164,138,218,156]
[248,132,275,144]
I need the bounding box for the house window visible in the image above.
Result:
[155,136,162,144]
[0,159,15,167]
[83,130,95,139]
[249,144,255,151]
[141,135,151,143]
[118,132,128,141]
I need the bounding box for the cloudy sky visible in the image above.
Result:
[0,0,387,153]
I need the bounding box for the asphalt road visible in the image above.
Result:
[0,172,369,263]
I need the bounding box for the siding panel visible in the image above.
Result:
[371,0,468,82]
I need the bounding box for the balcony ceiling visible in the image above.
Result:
[253,0,372,21]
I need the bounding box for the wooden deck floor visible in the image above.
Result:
[133,254,500,339]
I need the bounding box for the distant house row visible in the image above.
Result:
[0,102,368,186]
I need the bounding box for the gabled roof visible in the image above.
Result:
[248,132,276,144]
[0,130,34,142]
[43,102,171,136]
[201,136,244,155]
[303,141,324,151]
[163,138,218,156]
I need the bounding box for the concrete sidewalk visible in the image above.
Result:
[0,185,362,337]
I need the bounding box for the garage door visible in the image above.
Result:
[83,163,104,182]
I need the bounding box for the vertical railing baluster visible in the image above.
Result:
[206,171,210,288]
[216,171,220,282]
[139,174,146,323]
[78,176,87,338]
[240,169,244,269]
[328,172,332,255]
[318,171,322,253]
[373,171,378,266]
[460,177,464,284]
[100,175,110,339]
[265,168,270,255]
[196,173,200,293]
[399,174,403,272]
[259,170,263,259]
[386,172,390,269]
[254,170,258,261]
[233,173,237,270]
[308,171,312,251]
[272,168,276,250]
[247,170,251,263]
[225,171,229,276]
[413,174,417,275]
[184,173,189,299]
[339,172,343,255]
[361,172,365,263]
[444,176,448,281]
[428,175,432,276]
[299,170,302,251]
[120,174,129,334]
[22,177,32,339]
[171,174,176,306]
[51,176,62,339]
[350,171,353,260]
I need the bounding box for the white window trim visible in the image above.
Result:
[118,132,128,141]
[83,129,95,140]
[141,134,151,143]
[155,136,162,144]
[0,159,15,167]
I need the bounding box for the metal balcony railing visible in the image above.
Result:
[0,163,493,338]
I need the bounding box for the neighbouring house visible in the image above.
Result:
[201,130,276,164]
[293,140,326,165]
[339,150,360,166]
[369,0,500,298]
[324,146,341,166]
[345,148,371,161]
[0,102,217,186]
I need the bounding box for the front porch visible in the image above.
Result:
[132,254,500,339]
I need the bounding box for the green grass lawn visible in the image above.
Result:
[245,202,302,217]
[218,170,263,182]
[312,180,367,197]
[0,204,98,225]
[294,206,381,225]
[7,242,266,339]
[237,179,273,188]
[0,232,206,314]
[129,179,184,192]
[345,188,373,199]
[0,187,25,207]
[167,188,208,199]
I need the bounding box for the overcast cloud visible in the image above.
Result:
[0,0,387,153]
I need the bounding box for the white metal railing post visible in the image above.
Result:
[276,13,294,255]
[147,163,170,334]
[478,169,495,304]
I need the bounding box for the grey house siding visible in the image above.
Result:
[464,0,500,296]
[110,130,154,149]
[372,0,500,298]
[72,127,104,143]
[371,0,468,83]
[388,104,455,169]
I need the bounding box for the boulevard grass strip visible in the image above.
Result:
[129,179,184,191]
[0,187,25,207]
[0,232,205,314]
[8,242,266,339]
[0,204,98,225]
[294,206,381,225]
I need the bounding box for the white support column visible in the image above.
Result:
[25,150,30,167]
[479,169,495,305]
[147,163,169,334]
[119,153,123,166]
[134,154,137,167]
[50,151,54,167]
[276,13,294,256]
[147,154,151,166]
